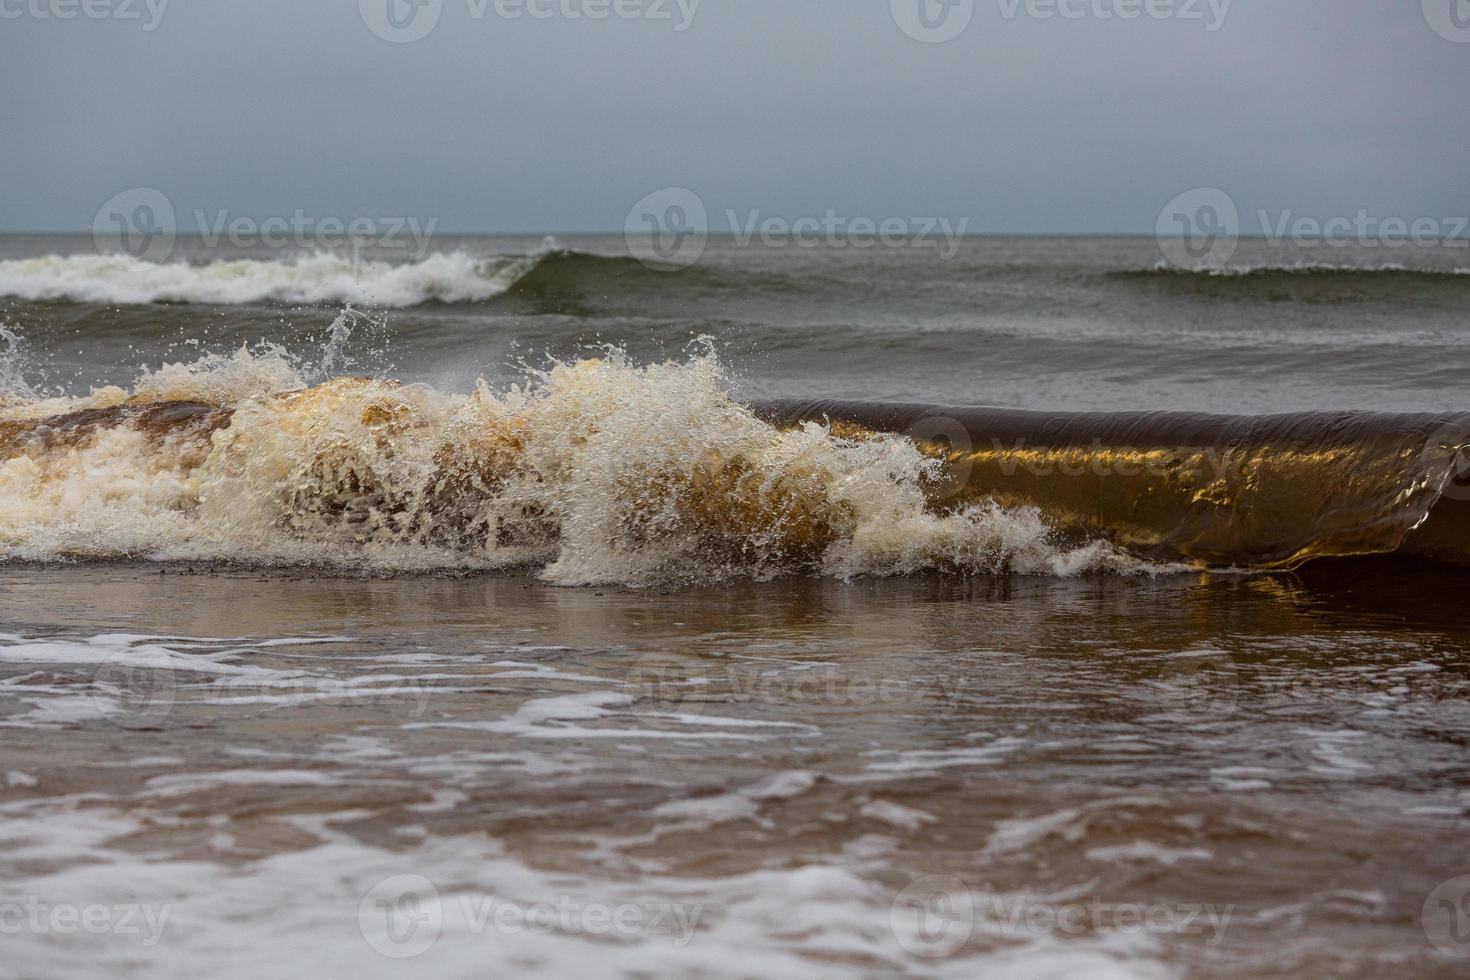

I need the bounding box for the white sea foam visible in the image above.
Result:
[0,797,1178,980]
[1085,842,1214,866]
[651,771,820,827]
[0,347,1154,586]
[0,249,543,307]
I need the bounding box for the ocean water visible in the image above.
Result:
[1,234,1469,978]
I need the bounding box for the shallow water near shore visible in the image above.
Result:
[3,561,1469,978]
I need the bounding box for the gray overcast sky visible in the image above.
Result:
[2,0,1468,234]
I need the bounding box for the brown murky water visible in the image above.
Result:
[3,561,1468,978]
[4,235,1470,977]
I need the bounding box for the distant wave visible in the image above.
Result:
[1109,263,1470,301]
[497,248,732,314]
[1143,262,1470,277]
[0,246,701,309]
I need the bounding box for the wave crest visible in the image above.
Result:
[0,350,1147,584]
[0,246,576,308]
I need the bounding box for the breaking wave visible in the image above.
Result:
[0,245,696,309]
[0,345,1148,585]
[3,327,1467,584]
[1110,263,1470,302]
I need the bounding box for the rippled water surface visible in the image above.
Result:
[3,564,1469,978]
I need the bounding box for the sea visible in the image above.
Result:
[1,233,1468,978]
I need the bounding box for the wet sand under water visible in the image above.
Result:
[2,562,1469,978]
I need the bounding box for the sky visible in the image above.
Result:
[2,0,1468,235]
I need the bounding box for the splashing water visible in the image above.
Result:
[0,247,572,308]
[312,306,390,382]
[0,345,1146,584]
[0,323,36,401]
